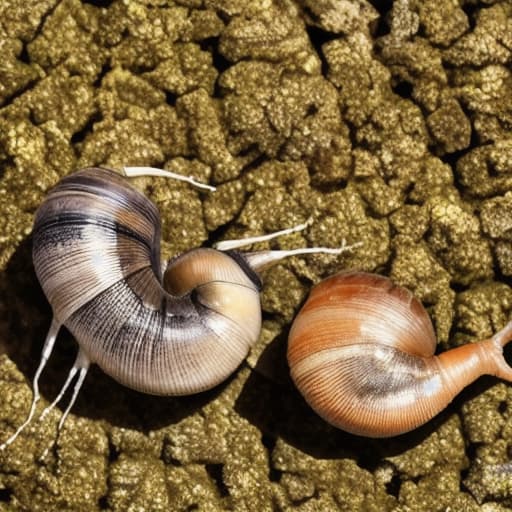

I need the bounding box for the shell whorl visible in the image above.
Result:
[287,272,441,436]
[287,271,512,437]
[288,272,437,363]
[32,167,262,395]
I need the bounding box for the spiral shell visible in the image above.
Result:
[288,271,512,437]
[33,167,262,395]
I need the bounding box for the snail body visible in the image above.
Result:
[2,166,353,450]
[33,168,261,395]
[288,271,512,437]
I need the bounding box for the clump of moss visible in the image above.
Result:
[1,0,512,510]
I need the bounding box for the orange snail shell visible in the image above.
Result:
[287,271,512,437]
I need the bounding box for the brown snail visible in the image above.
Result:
[1,166,355,450]
[288,271,512,437]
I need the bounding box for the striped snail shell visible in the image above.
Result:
[288,271,512,437]
[33,167,262,395]
[2,166,354,450]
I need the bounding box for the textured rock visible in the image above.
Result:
[1,0,512,510]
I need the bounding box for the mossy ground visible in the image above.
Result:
[1,0,512,510]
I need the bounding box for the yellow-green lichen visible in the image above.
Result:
[426,98,471,154]
[481,192,512,276]
[1,0,512,510]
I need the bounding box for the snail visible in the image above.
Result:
[1,166,357,450]
[288,271,512,437]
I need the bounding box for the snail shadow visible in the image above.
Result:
[0,237,218,434]
[235,332,500,468]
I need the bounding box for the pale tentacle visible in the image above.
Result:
[214,221,361,272]
[39,349,90,459]
[214,220,313,251]
[122,166,216,191]
[38,347,91,422]
[0,318,61,450]
[38,367,78,421]
[244,240,363,272]
[56,349,90,434]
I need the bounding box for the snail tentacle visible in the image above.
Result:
[492,322,512,380]
[244,239,363,272]
[56,349,90,434]
[40,361,78,422]
[40,347,91,424]
[214,221,362,271]
[0,318,61,450]
[214,220,313,251]
[39,349,90,460]
[122,166,216,191]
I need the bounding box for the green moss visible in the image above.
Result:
[0,38,41,106]
[0,119,76,210]
[27,0,108,79]
[219,4,314,63]
[443,3,512,67]
[177,88,240,182]
[221,63,343,169]
[452,65,512,144]
[454,282,512,347]
[386,415,467,479]
[272,441,396,511]
[0,204,33,268]
[143,43,219,96]
[397,466,480,511]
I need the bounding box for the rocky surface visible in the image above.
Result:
[1,0,512,510]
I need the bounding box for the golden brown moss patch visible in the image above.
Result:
[1,0,512,510]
